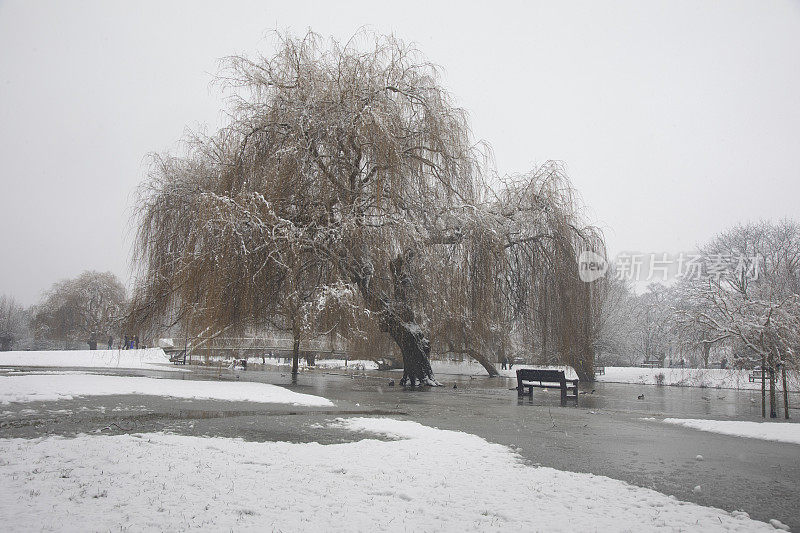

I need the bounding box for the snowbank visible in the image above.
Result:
[661,418,800,445]
[498,364,579,380]
[0,348,180,372]
[597,367,799,391]
[313,359,378,370]
[195,357,380,372]
[0,417,777,531]
[430,360,799,392]
[0,373,333,406]
[431,360,580,380]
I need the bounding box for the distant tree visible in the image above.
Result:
[670,277,723,368]
[33,271,127,350]
[590,274,639,365]
[132,31,603,385]
[0,294,27,351]
[632,284,675,366]
[676,220,800,417]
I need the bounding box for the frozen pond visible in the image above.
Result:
[3,362,798,422]
[157,364,800,422]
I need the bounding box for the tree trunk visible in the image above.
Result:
[467,348,499,377]
[351,252,440,387]
[782,365,790,419]
[291,337,300,381]
[88,339,97,350]
[539,294,549,363]
[769,365,777,419]
[305,352,316,366]
[385,318,438,386]
[761,354,766,418]
[702,343,710,368]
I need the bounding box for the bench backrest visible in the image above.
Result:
[517,369,566,383]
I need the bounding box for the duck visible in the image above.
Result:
[388,379,395,386]
[637,394,645,400]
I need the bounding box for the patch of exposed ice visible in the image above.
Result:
[663,418,800,445]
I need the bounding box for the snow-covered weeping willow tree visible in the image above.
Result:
[131,31,604,385]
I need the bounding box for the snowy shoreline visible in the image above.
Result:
[659,418,800,445]
[596,366,799,392]
[0,348,182,372]
[430,360,800,392]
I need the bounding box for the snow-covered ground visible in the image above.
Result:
[0,417,780,531]
[661,418,800,445]
[0,348,181,372]
[429,360,580,379]
[430,360,798,392]
[596,366,793,390]
[313,358,378,370]
[0,373,333,406]
[197,357,381,371]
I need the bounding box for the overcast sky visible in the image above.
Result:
[1,0,799,305]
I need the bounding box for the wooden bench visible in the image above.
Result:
[640,360,661,368]
[593,365,605,376]
[168,350,187,365]
[749,367,769,382]
[516,369,578,406]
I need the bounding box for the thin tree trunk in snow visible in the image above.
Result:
[782,365,790,419]
[291,336,300,382]
[761,353,766,418]
[769,364,777,419]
